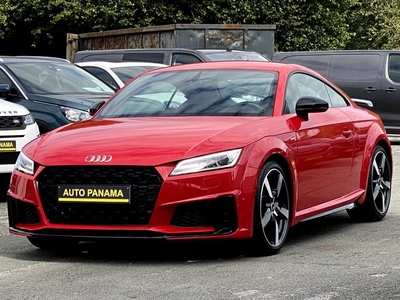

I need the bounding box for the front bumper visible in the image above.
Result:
[7,163,257,241]
[0,123,40,174]
[7,194,238,240]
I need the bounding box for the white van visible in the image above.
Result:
[0,99,40,174]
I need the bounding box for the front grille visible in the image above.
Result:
[0,152,19,165]
[171,196,238,234]
[37,166,162,225]
[7,196,40,225]
[0,116,25,130]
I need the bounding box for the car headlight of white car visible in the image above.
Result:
[171,149,242,176]
[60,106,90,122]
[22,114,35,125]
[15,152,35,175]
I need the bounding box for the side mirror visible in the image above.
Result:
[88,101,106,116]
[0,83,11,98]
[296,97,329,120]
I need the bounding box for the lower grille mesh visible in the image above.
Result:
[171,196,238,234]
[7,196,40,225]
[37,166,162,225]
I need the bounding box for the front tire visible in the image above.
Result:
[251,161,290,255]
[347,145,391,222]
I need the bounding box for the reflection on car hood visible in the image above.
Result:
[27,93,113,110]
[26,116,287,166]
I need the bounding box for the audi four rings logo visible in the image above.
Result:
[85,155,113,163]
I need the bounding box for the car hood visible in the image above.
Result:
[0,99,30,115]
[26,116,288,166]
[27,93,113,110]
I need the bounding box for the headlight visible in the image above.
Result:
[15,152,34,175]
[60,106,90,122]
[22,113,35,125]
[170,149,242,176]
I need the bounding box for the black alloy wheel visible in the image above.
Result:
[347,145,391,222]
[252,161,290,255]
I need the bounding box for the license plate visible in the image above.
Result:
[0,140,16,152]
[58,184,131,204]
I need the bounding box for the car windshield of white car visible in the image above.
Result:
[96,69,277,118]
[7,62,115,94]
[204,51,269,61]
[112,66,161,84]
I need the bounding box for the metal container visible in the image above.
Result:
[67,23,276,61]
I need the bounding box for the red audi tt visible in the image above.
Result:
[7,61,392,255]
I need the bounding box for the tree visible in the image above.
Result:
[0,0,399,58]
[345,0,400,50]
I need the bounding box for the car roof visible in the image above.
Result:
[75,48,260,54]
[76,61,168,68]
[273,50,400,56]
[141,61,335,86]
[143,60,317,75]
[0,56,70,63]
[196,49,262,54]
[75,48,202,53]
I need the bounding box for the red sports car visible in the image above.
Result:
[7,61,392,255]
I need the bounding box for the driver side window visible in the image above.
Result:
[284,73,330,114]
[82,66,119,89]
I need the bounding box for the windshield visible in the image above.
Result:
[7,61,115,94]
[96,69,277,118]
[111,66,164,84]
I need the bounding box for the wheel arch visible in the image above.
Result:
[264,153,296,226]
[36,119,54,134]
[377,139,393,175]
[245,137,298,230]
[359,124,392,203]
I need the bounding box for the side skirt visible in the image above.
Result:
[299,203,355,222]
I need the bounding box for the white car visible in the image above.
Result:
[0,99,40,175]
[76,61,168,89]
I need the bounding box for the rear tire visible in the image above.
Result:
[347,145,391,222]
[251,161,290,256]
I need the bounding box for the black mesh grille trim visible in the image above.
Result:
[170,196,238,234]
[0,116,26,129]
[37,166,162,225]
[0,152,20,165]
[7,196,40,225]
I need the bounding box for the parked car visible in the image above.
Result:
[0,56,115,134]
[0,97,40,201]
[73,48,270,65]
[7,61,392,255]
[76,61,168,89]
[272,50,400,137]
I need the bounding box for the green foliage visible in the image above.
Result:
[0,0,17,40]
[346,0,400,50]
[1,0,400,56]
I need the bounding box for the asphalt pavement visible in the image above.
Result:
[0,146,400,299]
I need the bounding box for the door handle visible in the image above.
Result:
[385,87,397,93]
[364,87,376,92]
[343,130,352,138]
